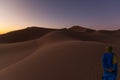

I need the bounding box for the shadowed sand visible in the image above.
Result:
[0,27,120,80]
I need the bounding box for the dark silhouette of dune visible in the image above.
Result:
[0,27,57,43]
[0,26,120,44]
[68,25,95,32]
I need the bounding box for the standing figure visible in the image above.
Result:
[102,46,118,80]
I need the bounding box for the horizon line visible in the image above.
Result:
[0,26,120,35]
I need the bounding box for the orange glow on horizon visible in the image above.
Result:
[0,26,24,34]
[0,28,12,34]
[0,29,9,34]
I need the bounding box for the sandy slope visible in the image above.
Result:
[0,30,120,80]
[0,40,39,70]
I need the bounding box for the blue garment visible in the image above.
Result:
[102,52,118,80]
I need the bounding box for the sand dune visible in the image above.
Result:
[1,26,120,44]
[0,27,57,43]
[68,25,95,32]
[0,40,39,70]
[0,27,120,80]
[0,41,107,80]
[0,41,120,80]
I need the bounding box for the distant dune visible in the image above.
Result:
[0,27,57,43]
[68,25,95,32]
[0,26,120,80]
[0,26,120,44]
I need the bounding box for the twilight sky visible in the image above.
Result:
[0,0,120,33]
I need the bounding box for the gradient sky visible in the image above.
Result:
[0,0,120,33]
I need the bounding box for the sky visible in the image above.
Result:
[0,0,120,34]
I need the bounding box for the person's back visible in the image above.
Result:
[102,46,118,80]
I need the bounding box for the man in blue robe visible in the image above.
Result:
[102,46,118,80]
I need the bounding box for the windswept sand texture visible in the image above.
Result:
[0,26,120,80]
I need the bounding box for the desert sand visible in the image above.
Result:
[0,26,120,80]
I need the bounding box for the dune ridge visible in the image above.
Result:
[1,26,120,45]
